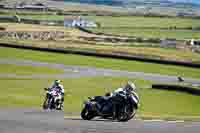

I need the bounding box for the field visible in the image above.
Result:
[0,22,67,31]
[1,10,200,120]
[0,47,200,119]
[90,28,200,40]
[1,13,198,39]
[6,14,200,28]
[86,16,200,40]
[1,47,200,79]
[0,8,200,40]
[1,37,200,64]
[0,64,64,75]
[86,16,200,28]
[1,22,200,64]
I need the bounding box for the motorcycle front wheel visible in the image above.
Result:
[117,106,136,122]
[117,112,129,122]
[126,107,136,121]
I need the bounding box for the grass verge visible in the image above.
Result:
[1,22,200,63]
[2,38,200,63]
[1,77,200,119]
[90,28,200,40]
[0,47,200,79]
[0,63,64,75]
[87,16,200,29]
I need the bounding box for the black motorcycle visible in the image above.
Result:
[81,91,139,122]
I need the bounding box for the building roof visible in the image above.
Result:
[17,5,47,9]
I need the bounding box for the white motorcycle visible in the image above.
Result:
[43,88,63,110]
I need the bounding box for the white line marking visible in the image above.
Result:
[143,119,165,122]
[167,120,185,123]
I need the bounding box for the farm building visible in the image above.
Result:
[64,16,97,28]
[15,3,48,11]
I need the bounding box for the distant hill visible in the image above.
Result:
[63,0,199,7]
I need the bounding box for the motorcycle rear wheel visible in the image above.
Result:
[81,108,95,120]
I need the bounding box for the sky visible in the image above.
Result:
[64,0,200,4]
[170,0,199,4]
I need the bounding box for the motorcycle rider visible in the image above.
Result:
[111,81,138,120]
[112,81,136,96]
[43,80,65,109]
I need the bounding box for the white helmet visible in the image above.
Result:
[124,81,136,93]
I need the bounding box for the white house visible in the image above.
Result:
[64,16,97,28]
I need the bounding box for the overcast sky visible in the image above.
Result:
[170,0,199,4]
[64,0,200,4]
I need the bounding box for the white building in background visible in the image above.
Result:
[64,16,97,28]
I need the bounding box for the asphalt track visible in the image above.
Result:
[0,109,200,133]
[1,59,200,133]
[0,59,200,85]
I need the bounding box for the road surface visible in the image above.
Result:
[0,59,200,133]
[0,109,200,133]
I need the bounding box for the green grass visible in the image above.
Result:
[0,64,64,75]
[10,15,200,29]
[18,15,65,21]
[1,77,200,118]
[90,28,200,40]
[1,14,199,39]
[1,14,199,29]
[2,38,200,63]
[0,46,200,118]
[86,16,200,39]
[0,47,200,79]
[139,85,200,117]
[87,16,200,29]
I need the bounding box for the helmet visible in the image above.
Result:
[54,80,61,85]
[124,81,136,93]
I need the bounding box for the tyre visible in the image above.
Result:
[117,105,136,122]
[55,99,62,110]
[81,107,95,120]
[47,98,54,110]
[126,107,136,121]
[117,112,129,122]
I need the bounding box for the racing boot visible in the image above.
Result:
[60,96,64,110]
[112,105,117,120]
